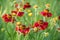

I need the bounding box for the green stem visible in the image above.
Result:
[6,23,11,37]
[43,17,46,21]
[6,23,14,40]
[35,8,37,22]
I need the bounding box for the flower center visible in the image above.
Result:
[44,9,49,13]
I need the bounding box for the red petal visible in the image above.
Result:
[19,27,30,35]
[2,14,7,18]
[11,10,17,14]
[23,3,31,9]
[15,4,18,8]
[40,11,47,16]
[16,26,19,31]
[33,22,40,27]
[47,13,52,17]
[39,22,48,30]
[2,14,14,23]
[17,12,24,17]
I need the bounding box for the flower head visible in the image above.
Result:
[2,14,15,23]
[33,5,38,9]
[33,27,39,32]
[45,4,50,8]
[27,10,31,13]
[17,12,24,17]
[52,17,58,23]
[16,24,30,35]
[33,20,48,30]
[11,10,24,17]
[20,27,30,36]
[16,22,22,26]
[23,2,31,9]
[11,10,17,15]
[33,20,43,27]
[28,13,32,16]
[15,3,18,8]
[39,22,48,30]
[40,9,52,17]
[19,8,23,12]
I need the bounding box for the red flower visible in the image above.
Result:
[47,13,52,17]
[40,9,52,17]
[33,20,48,30]
[39,22,48,30]
[19,27,30,35]
[16,26,19,31]
[11,10,17,14]
[40,11,47,16]
[15,4,18,8]
[15,25,30,35]
[2,14,15,23]
[33,20,43,27]
[23,2,31,9]
[11,10,24,17]
[17,12,24,17]
[33,22,40,27]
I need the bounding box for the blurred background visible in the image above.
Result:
[0,0,60,40]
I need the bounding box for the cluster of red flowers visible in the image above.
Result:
[40,9,52,17]
[16,23,30,36]
[2,12,24,23]
[2,2,60,36]
[2,14,15,23]
[11,10,24,17]
[33,20,48,30]
[15,2,31,9]
[15,19,48,35]
[2,2,31,23]
[23,2,31,9]
[1,2,31,36]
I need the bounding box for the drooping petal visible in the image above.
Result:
[2,14,15,23]
[40,11,47,16]
[11,10,17,14]
[33,22,40,27]
[19,27,30,35]
[17,12,24,17]
[23,3,31,9]
[39,22,48,30]
[47,13,52,17]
